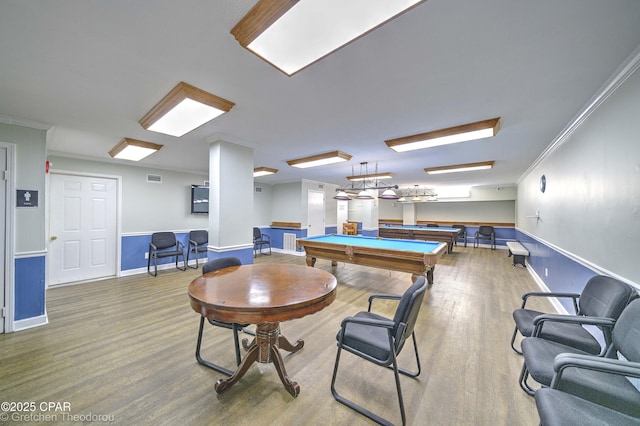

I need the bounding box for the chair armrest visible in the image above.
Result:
[149,243,157,250]
[177,241,185,250]
[341,316,395,330]
[521,291,580,312]
[367,294,401,312]
[551,353,640,388]
[532,313,616,336]
[262,234,270,241]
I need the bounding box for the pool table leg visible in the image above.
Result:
[413,266,435,285]
[305,256,316,267]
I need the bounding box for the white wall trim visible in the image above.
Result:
[13,314,48,331]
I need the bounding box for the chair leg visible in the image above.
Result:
[510,327,523,355]
[518,362,537,396]
[397,332,421,377]
[194,316,234,377]
[148,254,158,277]
[331,344,405,426]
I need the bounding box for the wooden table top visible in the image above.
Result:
[188,263,337,324]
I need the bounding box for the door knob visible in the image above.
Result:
[50,235,57,241]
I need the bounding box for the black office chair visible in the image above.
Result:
[474,225,496,249]
[511,275,636,355]
[186,230,208,269]
[518,280,637,396]
[331,276,427,426]
[195,257,253,376]
[147,232,186,276]
[426,223,439,227]
[253,227,271,257]
[534,299,640,425]
[452,224,467,247]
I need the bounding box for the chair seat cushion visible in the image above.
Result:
[337,311,393,363]
[154,249,183,257]
[513,309,602,354]
[522,338,592,386]
[535,388,640,426]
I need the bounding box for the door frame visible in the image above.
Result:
[1,142,16,333]
[47,169,122,287]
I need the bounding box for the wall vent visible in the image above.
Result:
[255,187,262,193]
[146,174,162,184]
[283,233,297,251]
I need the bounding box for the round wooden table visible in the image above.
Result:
[188,263,337,397]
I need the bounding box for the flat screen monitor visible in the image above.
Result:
[191,185,209,214]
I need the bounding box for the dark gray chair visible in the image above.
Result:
[452,224,467,247]
[519,280,637,396]
[534,298,640,425]
[511,275,636,355]
[186,230,208,269]
[195,257,253,376]
[473,225,496,249]
[331,276,427,426]
[253,227,271,257]
[147,232,186,276]
[426,223,439,227]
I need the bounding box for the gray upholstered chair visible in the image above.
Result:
[147,232,186,276]
[534,298,640,425]
[452,224,467,247]
[473,225,496,249]
[186,230,208,269]
[331,276,427,426]
[195,257,252,376]
[511,275,636,355]
[519,281,637,396]
[253,227,271,257]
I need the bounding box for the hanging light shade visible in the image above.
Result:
[334,191,352,200]
[379,189,400,200]
[356,190,375,200]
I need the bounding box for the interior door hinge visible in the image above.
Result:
[2,170,8,180]
[1,307,5,318]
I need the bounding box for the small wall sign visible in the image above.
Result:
[17,190,38,207]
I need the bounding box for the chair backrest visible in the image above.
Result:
[392,276,427,353]
[151,232,177,250]
[478,225,494,236]
[452,224,465,232]
[426,224,439,227]
[612,298,640,362]
[202,256,242,275]
[189,230,208,245]
[578,275,636,319]
[253,227,262,240]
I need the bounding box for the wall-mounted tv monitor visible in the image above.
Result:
[191,185,209,214]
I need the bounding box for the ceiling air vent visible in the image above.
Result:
[146,174,162,184]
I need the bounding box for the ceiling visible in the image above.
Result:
[2,0,640,194]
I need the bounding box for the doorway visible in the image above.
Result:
[48,172,119,286]
[307,190,325,237]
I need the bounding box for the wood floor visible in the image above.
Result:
[0,246,554,425]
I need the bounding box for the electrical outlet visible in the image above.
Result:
[144,252,149,259]
[545,268,548,277]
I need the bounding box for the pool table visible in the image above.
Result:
[378,225,461,253]
[296,234,447,285]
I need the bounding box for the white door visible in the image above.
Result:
[0,146,6,332]
[49,173,117,285]
[307,190,325,237]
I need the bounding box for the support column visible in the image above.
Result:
[208,140,254,264]
[403,202,417,226]
[360,190,379,237]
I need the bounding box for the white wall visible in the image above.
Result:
[47,156,209,233]
[517,53,640,284]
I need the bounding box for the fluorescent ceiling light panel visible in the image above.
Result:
[253,166,278,177]
[425,161,495,174]
[346,172,394,181]
[287,150,352,168]
[231,0,426,76]
[139,82,235,137]
[386,118,501,152]
[108,138,163,161]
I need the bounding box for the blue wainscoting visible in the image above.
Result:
[15,255,46,320]
[515,230,605,313]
